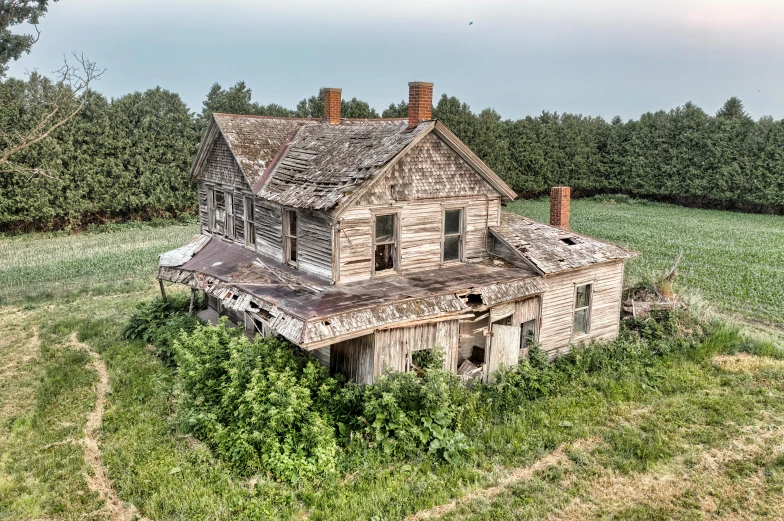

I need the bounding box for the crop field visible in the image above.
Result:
[0,223,198,304]
[1,200,783,521]
[507,197,784,327]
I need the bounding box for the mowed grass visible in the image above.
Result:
[507,198,784,327]
[0,223,198,304]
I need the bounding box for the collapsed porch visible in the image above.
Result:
[157,235,548,383]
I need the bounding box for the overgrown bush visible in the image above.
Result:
[122,295,201,365]
[173,320,343,482]
[127,297,780,483]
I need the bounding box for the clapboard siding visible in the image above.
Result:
[255,200,283,262]
[374,320,460,376]
[297,209,333,280]
[539,260,625,357]
[338,198,501,282]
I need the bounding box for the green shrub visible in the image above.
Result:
[353,368,471,463]
[173,320,343,482]
[122,295,201,365]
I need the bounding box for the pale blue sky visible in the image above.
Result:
[6,0,784,120]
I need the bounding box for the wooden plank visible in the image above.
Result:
[485,323,519,382]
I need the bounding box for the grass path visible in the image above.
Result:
[69,332,153,521]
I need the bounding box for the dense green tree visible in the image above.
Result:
[381,99,408,118]
[0,0,57,75]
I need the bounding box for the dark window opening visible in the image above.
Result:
[374,213,397,272]
[255,307,273,321]
[443,208,463,262]
[561,237,577,245]
[521,319,537,348]
[284,210,297,266]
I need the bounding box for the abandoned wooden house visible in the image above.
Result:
[157,82,636,384]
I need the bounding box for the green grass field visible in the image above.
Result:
[507,197,784,327]
[1,201,783,520]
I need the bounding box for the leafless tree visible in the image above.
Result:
[0,52,104,179]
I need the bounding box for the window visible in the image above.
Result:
[225,192,234,239]
[442,208,463,262]
[284,209,297,266]
[210,189,226,234]
[573,284,592,336]
[520,319,537,348]
[244,197,255,248]
[374,213,397,272]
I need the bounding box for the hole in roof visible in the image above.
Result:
[560,237,577,245]
[466,293,483,307]
[323,320,331,326]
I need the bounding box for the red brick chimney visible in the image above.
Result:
[550,187,571,229]
[323,88,342,125]
[408,81,433,127]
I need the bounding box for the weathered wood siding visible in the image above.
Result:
[357,133,499,205]
[198,135,247,188]
[539,260,625,357]
[255,200,283,262]
[459,315,488,361]
[331,334,375,385]
[338,198,500,283]
[198,183,209,233]
[297,209,333,280]
[375,320,460,376]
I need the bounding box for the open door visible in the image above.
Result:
[485,323,520,382]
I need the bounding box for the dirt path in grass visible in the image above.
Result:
[70,332,153,521]
[405,438,597,521]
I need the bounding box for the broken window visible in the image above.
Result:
[284,209,297,266]
[520,319,537,348]
[208,188,226,234]
[244,197,255,248]
[443,208,463,262]
[225,192,234,239]
[573,283,592,336]
[374,213,397,272]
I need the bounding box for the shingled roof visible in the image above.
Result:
[490,212,637,274]
[189,114,515,212]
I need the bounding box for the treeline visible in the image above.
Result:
[2,78,783,231]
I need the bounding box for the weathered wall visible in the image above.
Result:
[375,320,460,376]
[297,209,333,280]
[538,260,625,356]
[255,200,283,262]
[338,198,500,283]
[357,133,499,205]
[331,334,375,385]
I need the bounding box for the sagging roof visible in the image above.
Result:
[189,115,516,212]
[158,235,547,348]
[490,212,637,275]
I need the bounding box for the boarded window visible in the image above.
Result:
[225,192,234,239]
[573,284,592,336]
[244,197,255,248]
[443,208,463,262]
[374,213,397,272]
[284,209,297,265]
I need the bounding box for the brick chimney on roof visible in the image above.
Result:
[323,88,342,125]
[408,81,433,128]
[550,187,571,230]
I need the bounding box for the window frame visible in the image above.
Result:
[571,283,593,338]
[371,209,400,276]
[441,206,465,264]
[244,196,256,250]
[283,208,298,267]
[224,192,234,239]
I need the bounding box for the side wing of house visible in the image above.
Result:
[538,259,625,357]
[337,132,509,283]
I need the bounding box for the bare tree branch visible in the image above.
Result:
[0,51,105,178]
